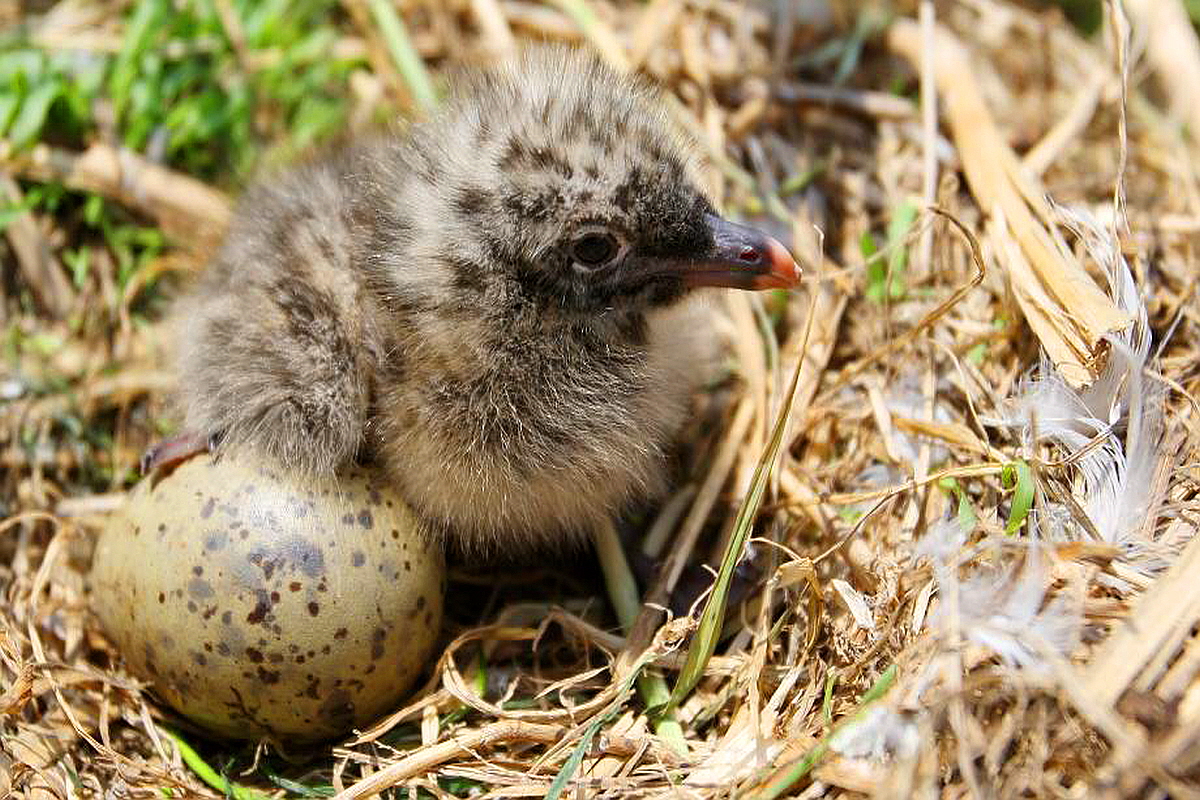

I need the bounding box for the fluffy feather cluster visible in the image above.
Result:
[988,206,1175,575]
[914,207,1170,682]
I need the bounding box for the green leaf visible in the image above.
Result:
[1052,0,1103,34]
[83,194,105,228]
[288,96,346,151]
[0,207,26,232]
[63,246,91,289]
[0,190,35,232]
[26,331,64,357]
[110,0,166,121]
[864,200,918,303]
[884,199,918,299]
[858,230,878,261]
[8,78,60,148]
[439,776,486,796]
[0,91,20,136]
[937,476,977,533]
[779,161,827,197]
[1001,461,1034,534]
[0,49,45,89]
[831,13,870,86]
[1186,0,1200,25]
[861,231,887,302]
[966,342,987,365]
[835,504,865,524]
[287,26,338,63]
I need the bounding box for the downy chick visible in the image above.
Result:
[171,47,800,551]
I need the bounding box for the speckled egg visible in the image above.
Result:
[89,452,444,743]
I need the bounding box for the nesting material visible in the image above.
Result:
[4,1,1200,798]
[888,18,1132,387]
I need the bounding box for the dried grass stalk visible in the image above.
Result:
[1083,520,1200,707]
[0,173,74,317]
[887,18,1131,387]
[1126,0,1200,149]
[1,141,232,249]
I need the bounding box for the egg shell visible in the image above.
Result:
[90,453,444,742]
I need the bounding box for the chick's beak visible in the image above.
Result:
[678,214,802,291]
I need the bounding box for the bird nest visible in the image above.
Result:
[4,1,1200,797]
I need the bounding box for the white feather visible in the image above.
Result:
[830,705,920,761]
[983,205,1169,575]
[927,547,1080,671]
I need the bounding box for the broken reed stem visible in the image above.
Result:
[0,174,74,318]
[1,140,232,248]
[594,519,687,753]
[886,18,1130,386]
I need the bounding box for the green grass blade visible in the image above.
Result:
[865,199,917,302]
[7,78,59,149]
[259,762,335,797]
[544,648,659,800]
[160,728,271,800]
[544,725,599,800]
[364,0,437,113]
[858,663,897,704]
[110,0,165,123]
[821,670,837,725]
[753,739,831,800]
[594,520,686,752]
[749,665,897,799]
[884,199,918,299]
[665,295,809,711]
[271,779,334,797]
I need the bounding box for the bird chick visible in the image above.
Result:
[171,47,800,551]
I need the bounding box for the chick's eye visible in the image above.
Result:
[571,231,620,268]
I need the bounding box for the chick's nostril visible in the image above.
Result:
[738,246,760,264]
